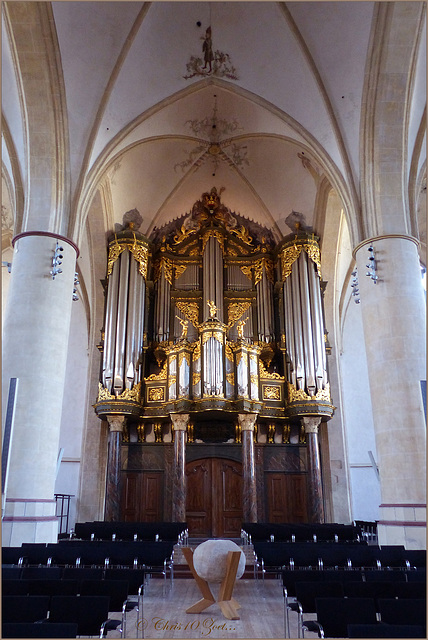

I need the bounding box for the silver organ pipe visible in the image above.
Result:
[256,266,274,343]
[155,262,171,343]
[102,230,149,396]
[102,259,119,392]
[282,236,328,397]
[203,236,224,321]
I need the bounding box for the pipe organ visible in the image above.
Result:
[95,188,333,424]
[94,188,334,524]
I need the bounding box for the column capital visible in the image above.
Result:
[302,416,322,434]
[107,415,126,432]
[170,413,189,431]
[238,413,257,431]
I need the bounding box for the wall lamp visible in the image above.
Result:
[366,246,378,283]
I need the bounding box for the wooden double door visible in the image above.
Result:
[186,457,243,538]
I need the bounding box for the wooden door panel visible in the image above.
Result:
[122,473,139,522]
[186,458,243,538]
[186,460,212,537]
[141,472,163,521]
[267,473,308,523]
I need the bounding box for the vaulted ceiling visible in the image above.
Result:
[2,2,426,252]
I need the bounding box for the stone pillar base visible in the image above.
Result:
[2,498,58,545]
[377,503,426,549]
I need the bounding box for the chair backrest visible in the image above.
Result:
[347,623,426,638]
[343,581,394,611]
[49,595,111,636]
[295,581,344,612]
[282,569,324,597]
[80,579,129,611]
[2,566,23,580]
[392,581,426,599]
[315,597,377,638]
[2,622,78,638]
[1,547,27,566]
[2,580,30,596]
[378,598,427,628]
[20,567,62,580]
[27,579,79,597]
[364,569,406,582]
[322,570,364,584]
[104,567,146,594]
[62,566,104,581]
[1,595,50,623]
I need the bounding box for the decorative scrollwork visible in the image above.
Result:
[259,360,285,380]
[129,242,149,279]
[96,381,141,402]
[174,263,188,280]
[201,229,225,254]
[173,223,198,245]
[175,301,200,328]
[226,373,235,385]
[193,372,201,386]
[287,381,311,402]
[303,242,322,278]
[192,341,201,362]
[264,386,281,400]
[231,225,253,245]
[225,342,234,363]
[145,362,168,381]
[97,382,114,401]
[107,241,126,278]
[254,258,274,285]
[178,351,191,367]
[281,244,302,281]
[227,300,252,327]
[240,265,253,280]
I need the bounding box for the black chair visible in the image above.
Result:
[375,545,406,569]
[62,566,104,580]
[2,622,78,638]
[286,581,344,638]
[348,623,426,638]
[321,570,364,584]
[282,569,325,598]
[2,579,30,595]
[378,598,426,631]
[2,595,50,623]
[403,549,426,569]
[104,567,146,594]
[302,597,378,638]
[364,569,406,582]
[20,543,53,566]
[2,566,23,580]
[392,580,426,599]
[405,568,426,582]
[343,580,395,611]
[48,595,122,637]
[2,547,27,566]
[27,579,80,597]
[80,579,139,638]
[21,567,62,580]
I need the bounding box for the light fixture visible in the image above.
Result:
[50,242,63,279]
[350,269,360,303]
[72,272,80,301]
[365,246,378,283]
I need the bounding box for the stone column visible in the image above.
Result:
[303,416,325,524]
[239,413,258,523]
[105,415,126,522]
[171,413,189,522]
[355,236,426,548]
[1,233,78,545]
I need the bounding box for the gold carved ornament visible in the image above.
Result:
[287,381,331,402]
[254,258,274,286]
[145,362,168,381]
[96,381,141,402]
[173,223,198,245]
[174,263,188,280]
[263,386,281,400]
[240,265,253,281]
[225,342,234,363]
[231,225,253,246]
[153,257,173,284]
[281,244,302,281]
[192,372,201,386]
[250,374,259,385]
[129,241,149,279]
[201,229,225,254]
[178,351,191,368]
[226,372,235,386]
[107,240,126,278]
[227,300,252,328]
[283,423,291,444]
[192,341,201,362]
[303,242,322,279]
[259,360,285,381]
[148,387,165,402]
[175,301,200,328]
[169,375,177,387]
[212,331,224,344]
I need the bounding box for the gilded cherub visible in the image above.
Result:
[176,316,189,339]
[236,318,247,338]
[207,300,218,318]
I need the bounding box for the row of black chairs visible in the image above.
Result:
[2,594,127,638]
[253,541,425,577]
[2,540,175,583]
[243,521,363,543]
[73,520,187,542]
[2,566,145,637]
[292,595,426,638]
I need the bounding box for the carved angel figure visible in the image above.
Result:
[207,300,218,318]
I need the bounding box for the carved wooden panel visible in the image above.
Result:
[266,473,308,523]
[121,471,163,522]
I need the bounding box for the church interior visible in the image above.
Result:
[1,1,427,637]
